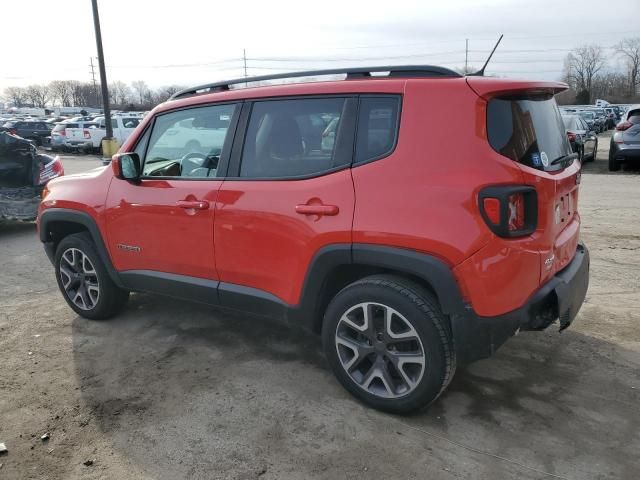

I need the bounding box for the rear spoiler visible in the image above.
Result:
[466,77,568,100]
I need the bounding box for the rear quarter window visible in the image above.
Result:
[487,94,572,171]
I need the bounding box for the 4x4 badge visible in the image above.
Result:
[117,243,141,253]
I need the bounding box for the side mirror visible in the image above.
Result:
[112,152,141,181]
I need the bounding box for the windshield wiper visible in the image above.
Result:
[550,152,578,166]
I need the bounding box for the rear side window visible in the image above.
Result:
[355,96,400,164]
[487,95,572,171]
[240,97,346,178]
[628,109,640,124]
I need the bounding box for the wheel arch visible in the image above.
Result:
[293,244,468,333]
[39,208,123,287]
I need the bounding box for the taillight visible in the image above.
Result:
[479,186,537,238]
[9,128,17,135]
[38,156,64,185]
[567,132,577,142]
[83,129,91,139]
[616,121,633,131]
[507,193,525,231]
[59,129,66,137]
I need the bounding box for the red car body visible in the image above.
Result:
[38,68,589,367]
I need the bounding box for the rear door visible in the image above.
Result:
[214,96,356,307]
[486,92,582,284]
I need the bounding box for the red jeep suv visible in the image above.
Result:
[37,66,589,413]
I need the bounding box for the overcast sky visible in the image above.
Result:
[2,0,638,93]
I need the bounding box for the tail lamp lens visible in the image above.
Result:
[567,132,577,141]
[507,193,525,231]
[479,186,537,238]
[616,121,632,131]
[83,129,91,139]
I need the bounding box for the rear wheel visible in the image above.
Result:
[322,275,455,414]
[608,149,620,172]
[54,233,129,320]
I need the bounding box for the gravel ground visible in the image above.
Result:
[0,132,639,479]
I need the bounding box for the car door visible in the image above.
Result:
[105,102,239,284]
[214,97,357,308]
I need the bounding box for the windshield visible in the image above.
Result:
[487,94,572,171]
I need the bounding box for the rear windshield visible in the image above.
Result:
[628,109,640,124]
[487,94,572,171]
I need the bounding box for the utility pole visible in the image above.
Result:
[89,57,98,107]
[90,0,116,157]
[465,39,469,73]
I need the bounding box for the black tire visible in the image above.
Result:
[608,149,620,172]
[322,274,455,414]
[588,139,598,162]
[54,232,129,320]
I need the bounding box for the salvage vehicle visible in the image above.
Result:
[37,66,590,413]
[0,120,53,146]
[562,114,597,162]
[0,132,63,220]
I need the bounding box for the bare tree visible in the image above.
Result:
[154,85,183,103]
[615,37,640,98]
[25,84,50,108]
[564,45,605,103]
[49,80,75,107]
[131,80,149,105]
[109,80,131,106]
[4,86,27,107]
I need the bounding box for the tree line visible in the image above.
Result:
[559,37,640,104]
[3,80,184,110]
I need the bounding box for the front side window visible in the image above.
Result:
[142,103,237,178]
[355,96,401,164]
[240,98,345,178]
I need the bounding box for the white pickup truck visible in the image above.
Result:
[65,115,144,152]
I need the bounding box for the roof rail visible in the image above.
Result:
[170,65,462,100]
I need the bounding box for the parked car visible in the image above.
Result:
[589,108,609,130]
[65,115,143,153]
[609,104,640,171]
[0,120,52,146]
[50,120,97,152]
[577,111,601,133]
[0,132,63,220]
[38,66,589,413]
[562,114,597,162]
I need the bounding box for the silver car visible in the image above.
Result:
[609,104,640,171]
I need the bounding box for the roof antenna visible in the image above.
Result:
[471,34,504,76]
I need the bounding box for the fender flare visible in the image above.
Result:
[39,208,123,287]
[294,243,468,331]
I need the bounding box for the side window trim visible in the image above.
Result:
[352,94,402,166]
[226,95,357,181]
[134,101,241,181]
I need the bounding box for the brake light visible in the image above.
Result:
[59,129,66,137]
[482,198,501,225]
[508,193,525,231]
[567,132,577,142]
[38,156,64,185]
[9,128,17,135]
[479,186,537,238]
[616,121,633,131]
[83,129,91,139]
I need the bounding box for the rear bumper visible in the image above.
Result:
[612,144,640,160]
[452,242,590,364]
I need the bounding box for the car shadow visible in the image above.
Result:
[71,293,640,479]
[0,220,35,237]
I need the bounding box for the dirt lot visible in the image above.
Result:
[1,133,639,479]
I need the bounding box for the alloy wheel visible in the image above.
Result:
[335,302,426,399]
[59,248,100,310]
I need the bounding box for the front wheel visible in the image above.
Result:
[54,233,129,320]
[322,275,455,414]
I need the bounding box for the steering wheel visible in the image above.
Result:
[180,151,207,176]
